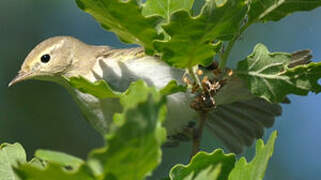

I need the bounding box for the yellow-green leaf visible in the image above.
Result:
[228,131,278,180]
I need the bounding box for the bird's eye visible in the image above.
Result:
[40,54,51,63]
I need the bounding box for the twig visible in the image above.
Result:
[191,111,208,158]
[218,22,251,70]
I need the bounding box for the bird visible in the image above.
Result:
[9,36,287,153]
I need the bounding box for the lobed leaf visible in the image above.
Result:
[67,76,186,99]
[154,0,247,68]
[0,143,26,180]
[169,149,235,180]
[142,0,195,21]
[75,0,162,53]
[236,43,321,103]
[228,131,278,180]
[160,80,187,96]
[248,0,321,23]
[35,150,84,170]
[191,0,206,15]
[15,163,95,180]
[67,76,121,99]
[88,80,167,179]
[13,81,167,180]
[184,165,221,180]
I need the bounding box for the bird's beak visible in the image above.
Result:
[8,71,33,87]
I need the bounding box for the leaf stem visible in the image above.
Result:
[218,22,251,70]
[187,66,204,91]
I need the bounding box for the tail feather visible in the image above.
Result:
[206,98,282,153]
[212,109,257,146]
[219,105,265,138]
[206,119,244,153]
[231,100,281,127]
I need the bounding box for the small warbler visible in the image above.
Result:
[9,36,284,153]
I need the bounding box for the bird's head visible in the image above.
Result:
[9,36,79,87]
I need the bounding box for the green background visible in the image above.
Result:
[0,1,320,179]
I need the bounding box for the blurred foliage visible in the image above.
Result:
[1,0,321,180]
[0,143,26,180]
[12,80,167,179]
[1,131,277,180]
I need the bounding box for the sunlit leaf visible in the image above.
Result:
[170,149,235,180]
[236,44,321,103]
[0,143,26,180]
[142,0,195,20]
[88,80,167,179]
[183,165,221,180]
[15,163,94,180]
[160,80,187,96]
[35,150,84,170]
[228,131,278,180]
[67,76,121,99]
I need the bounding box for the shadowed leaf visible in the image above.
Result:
[248,0,321,23]
[154,0,247,68]
[75,0,162,53]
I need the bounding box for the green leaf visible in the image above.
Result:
[191,0,206,15]
[27,158,46,169]
[228,131,278,180]
[35,150,84,170]
[88,80,167,179]
[67,76,121,99]
[154,0,247,68]
[248,0,321,23]
[67,76,186,98]
[118,80,154,108]
[169,149,235,180]
[75,0,162,53]
[0,143,26,180]
[236,44,321,103]
[15,163,95,180]
[187,165,221,180]
[160,80,187,96]
[142,0,195,21]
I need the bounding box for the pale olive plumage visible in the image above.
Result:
[10,36,282,153]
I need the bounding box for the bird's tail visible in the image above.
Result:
[206,98,281,153]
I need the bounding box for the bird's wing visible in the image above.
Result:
[206,98,281,153]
